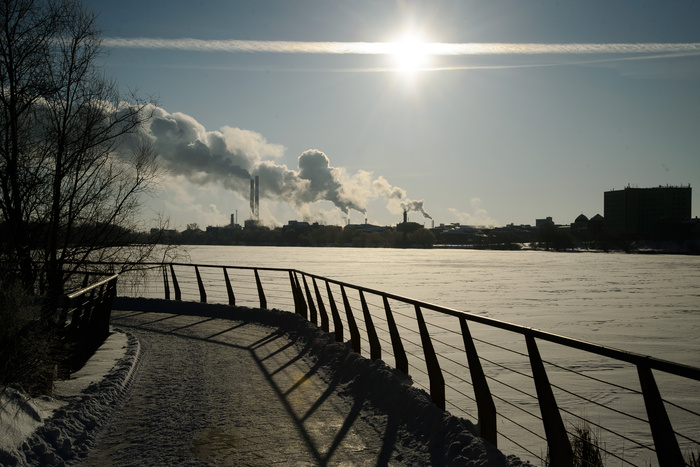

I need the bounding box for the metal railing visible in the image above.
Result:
[108,262,699,467]
[59,273,119,372]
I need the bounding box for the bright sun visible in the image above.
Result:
[391,34,430,73]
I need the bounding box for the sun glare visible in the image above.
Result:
[391,35,430,73]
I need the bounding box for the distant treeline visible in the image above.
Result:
[145,222,700,254]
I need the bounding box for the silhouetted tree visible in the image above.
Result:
[0,0,162,314]
[537,225,574,251]
[409,228,436,248]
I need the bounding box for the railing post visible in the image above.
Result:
[359,291,381,361]
[382,296,408,374]
[313,278,329,332]
[162,264,170,300]
[289,271,301,314]
[302,275,316,323]
[414,304,445,410]
[103,277,117,336]
[67,296,82,334]
[325,281,343,342]
[223,267,236,306]
[525,334,573,467]
[194,265,207,303]
[59,297,71,328]
[341,285,361,354]
[293,272,308,319]
[254,269,267,309]
[459,317,497,447]
[96,282,111,340]
[169,264,181,301]
[76,289,96,334]
[637,364,685,467]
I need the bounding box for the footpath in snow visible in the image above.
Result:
[1,298,529,466]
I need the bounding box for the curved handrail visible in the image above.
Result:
[86,260,700,466]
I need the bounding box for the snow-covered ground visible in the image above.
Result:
[0,299,529,466]
[0,330,141,465]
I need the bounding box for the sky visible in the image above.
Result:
[90,0,700,230]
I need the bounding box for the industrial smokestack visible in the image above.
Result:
[403,209,408,224]
[250,179,255,219]
[254,175,260,220]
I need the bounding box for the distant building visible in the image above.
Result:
[604,185,691,237]
[150,228,177,237]
[588,214,604,236]
[244,219,264,230]
[571,214,589,233]
[535,217,554,228]
[284,220,310,230]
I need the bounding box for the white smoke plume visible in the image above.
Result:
[449,198,497,227]
[141,105,428,222]
[401,199,432,220]
[372,177,432,220]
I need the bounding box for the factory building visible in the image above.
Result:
[604,185,691,237]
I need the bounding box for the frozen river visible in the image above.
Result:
[177,245,700,366]
[150,245,700,465]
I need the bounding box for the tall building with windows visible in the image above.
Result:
[604,185,691,236]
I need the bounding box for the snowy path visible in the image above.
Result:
[79,299,524,466]
[84,306,429,465]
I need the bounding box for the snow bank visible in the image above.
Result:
[266,305,531,467]
[0,331,141,466]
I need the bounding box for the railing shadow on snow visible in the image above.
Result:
[108,299,432,465]
[87,262,699,467]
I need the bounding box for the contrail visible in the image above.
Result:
[102,38,700,56]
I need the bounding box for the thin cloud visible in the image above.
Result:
[103,38,700,56]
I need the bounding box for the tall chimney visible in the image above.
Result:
[403,209,408,224]
[254,175,260,220]
[250,179,255,218]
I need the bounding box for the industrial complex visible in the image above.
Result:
[152,184,698,252]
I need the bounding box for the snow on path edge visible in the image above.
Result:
[1,298,529,466]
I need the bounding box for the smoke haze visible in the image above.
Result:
[142,105,429,223]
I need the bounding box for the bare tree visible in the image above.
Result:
[0,0,162,314]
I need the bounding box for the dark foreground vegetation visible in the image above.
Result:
[0,0,162,394]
